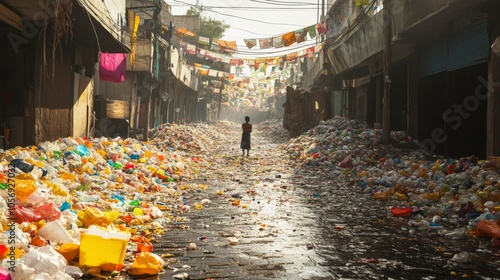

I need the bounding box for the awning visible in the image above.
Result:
[0,0,130,53]
[325,11,384,75]
[74,0,130,53]
[175,27,196,38]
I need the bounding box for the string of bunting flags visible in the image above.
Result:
[176,21,329,52]
[243,23,322,50]
[174,16,330,79]
[187,44,320,78]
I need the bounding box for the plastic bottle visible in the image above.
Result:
[443,228,466,239]
[10,159,48,178]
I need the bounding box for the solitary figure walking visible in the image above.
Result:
[240,116,252,156]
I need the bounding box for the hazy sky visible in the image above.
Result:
[167,0,324,57]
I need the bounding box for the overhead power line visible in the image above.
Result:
[249,0,319,6]
[172,0,307,28]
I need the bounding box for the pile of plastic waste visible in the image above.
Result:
[283,116,500,245]
[0,122,229,279]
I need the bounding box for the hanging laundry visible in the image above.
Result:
[295,28,307,44]
[307,25,317,39]
[99,53,126,83]
[259,37,272,49]
[283,31,296,46]
[273,35,284,48]
[244,39,257,49]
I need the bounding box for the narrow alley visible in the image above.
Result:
[144,120,500,280]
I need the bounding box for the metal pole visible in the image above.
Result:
[145,86,152,141]
[321,0,325,43]
[217,79,223,120]
[382,0,392,144]
[166,21,173,124]
[144,0,161,141]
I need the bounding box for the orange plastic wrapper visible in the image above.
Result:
[56,243,80,262]
[475,220,500,238]
[126,252,164,276]
[30,236,48,247]
[15,173,37,201]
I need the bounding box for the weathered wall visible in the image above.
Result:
[34,43,73,143]
[72,75,93,137]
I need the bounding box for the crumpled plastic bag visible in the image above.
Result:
[13,202,61,223]
[1,259,34,280]
[126,252,164,276]
[15,173,38,201]
[13,206,42,223]
[34,202,61,221]
[20,245,67,276]
[77,207,120,227]
[475,220,500,238]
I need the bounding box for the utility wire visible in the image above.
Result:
[167,4,319,10]
[172,0,308,27]
[207,9,305,27]
[249,0,319,6]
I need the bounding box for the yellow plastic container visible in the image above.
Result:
[79,225,130,267]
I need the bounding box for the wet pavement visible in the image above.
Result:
[136,122,500,280]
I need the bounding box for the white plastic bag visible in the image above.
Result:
[21,246,67,276]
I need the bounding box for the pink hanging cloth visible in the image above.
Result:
[99,52,126,82]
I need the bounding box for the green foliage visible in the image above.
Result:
[185,1,229,40]
[186,0,206,16]
[200,17,229,40]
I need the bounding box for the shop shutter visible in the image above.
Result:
[448,19,489,71]
[419,19,488,77]
[419,36,448,78]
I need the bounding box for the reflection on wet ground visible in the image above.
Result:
[140,124,499,280]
